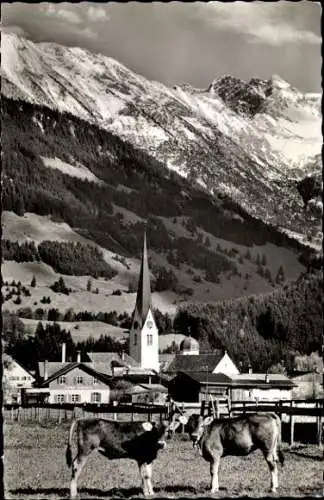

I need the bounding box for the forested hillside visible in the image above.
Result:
[174,270,323,371]
[2,96,311,297]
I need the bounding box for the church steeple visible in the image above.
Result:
[129,232,159,371]
[132,232,151,330]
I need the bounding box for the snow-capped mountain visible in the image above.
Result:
[1,32,322,248]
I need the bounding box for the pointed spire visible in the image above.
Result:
[133,231,151,328]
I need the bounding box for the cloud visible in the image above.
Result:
[79,27,97,40]
[247,24,321,46]
[87,6,110,22]
[0,24,31,38]
[197,2,321,46]
[41,4,82,25]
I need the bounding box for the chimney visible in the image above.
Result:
[248,365,253,374]
[121,350,125,361]
[77,351,81,363]
[43,360,48,381]
[61,343,66,364]
[265,373,270,383]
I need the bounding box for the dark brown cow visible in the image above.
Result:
[66,418,169,498]
[177,412,284,493]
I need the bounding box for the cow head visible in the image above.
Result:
[155,420,175,449]
[186,414,213,450]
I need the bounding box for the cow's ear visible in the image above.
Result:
[142,422,153,432]
[203,416,213,426]
[178,415,188,425]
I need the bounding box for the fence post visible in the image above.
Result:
[289,400,295,447]
[181,403,185,434]
[316,402,323,448]
[215,399,220,419]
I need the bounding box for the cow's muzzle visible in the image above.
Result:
[157,439,167,449]
[190,434,202,455]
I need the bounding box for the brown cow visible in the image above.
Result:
[66,418,170,498]
[177,412,285,493]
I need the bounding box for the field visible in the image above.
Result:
[4,422,323,499]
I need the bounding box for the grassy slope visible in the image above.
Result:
[2,208,304,313]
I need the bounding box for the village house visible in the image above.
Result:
[3,353,36,404]
[229,373,295,402]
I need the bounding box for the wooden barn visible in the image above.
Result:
[168,371,232,402]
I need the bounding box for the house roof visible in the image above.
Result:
[138,383,168,393]
[38,361,76,379]
[85,352,139,376]
[165,351,224,373]
[231,373,296,388]
[178,371,233,385]
[159,354,176,372]
[37,362,114,387]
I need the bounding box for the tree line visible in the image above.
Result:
[173,271,323,372]
[2,313,127,372]
[2,239,116,279]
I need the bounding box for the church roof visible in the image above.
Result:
[131,232,152,329]
[180,336,199,352]
[164,351,224,374]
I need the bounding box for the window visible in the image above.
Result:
[58,376,66,385]
[92,377,98,385]
[71,394,81,403]
[76,376,83,384]
[134,333,137,345]
[56,394,65,403]
[22,376,27,381]
[147,334,153,346]
[91,392,101,403]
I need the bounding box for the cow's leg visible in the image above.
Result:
[263,452,278,493]
[210,456,220,494]
[139,463,154,497]
[70,454,89,499]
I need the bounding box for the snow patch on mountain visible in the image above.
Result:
[40,157,104,184]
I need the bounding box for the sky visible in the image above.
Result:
[1,1,322,92]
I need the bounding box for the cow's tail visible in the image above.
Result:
[66,420,77,468]
[272,413,285,467]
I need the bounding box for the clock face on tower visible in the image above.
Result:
[146,321,153,329]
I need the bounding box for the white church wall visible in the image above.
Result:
[212,352,240,375]
[140,309,159,371]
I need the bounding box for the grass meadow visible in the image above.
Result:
[4,421,323,499]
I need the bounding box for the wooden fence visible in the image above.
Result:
[4,399,323,447]
[3,402,169,425]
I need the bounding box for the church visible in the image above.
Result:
[127,233,239,377]
[128,232,159,372]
